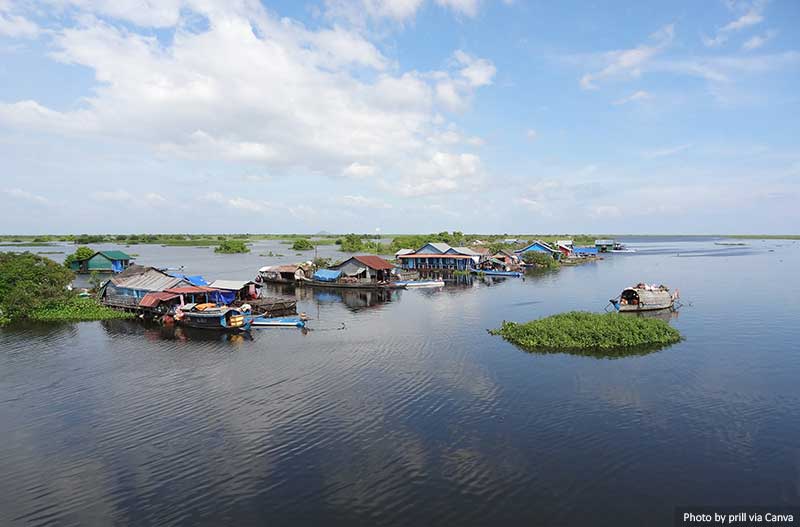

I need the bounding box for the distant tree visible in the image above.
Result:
[215,240,250,254]
[291,239,315,251]
[339,234,364,253]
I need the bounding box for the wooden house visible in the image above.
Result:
[396,243,482,271]
[70,250,132,273]
[331,255,395,282]
[514,240,558,259]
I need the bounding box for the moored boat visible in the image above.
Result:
[610,283,678,312]
[394,279,445,288]
[472,269,522,277]
[611,242,636,253]
[249,315,306,328]
[176,303,251,331]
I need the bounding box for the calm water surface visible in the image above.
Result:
[1,237,799,526]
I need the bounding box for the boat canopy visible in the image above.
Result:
[313,269,342,282]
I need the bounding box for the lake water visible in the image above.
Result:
[1,237,799,526]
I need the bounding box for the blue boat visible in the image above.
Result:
[471,269,522,277]
[249,315,306,328]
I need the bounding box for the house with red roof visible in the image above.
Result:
[331,255,395,282]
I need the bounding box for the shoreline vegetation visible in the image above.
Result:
[0,252,133,326]
[490,311,682,357]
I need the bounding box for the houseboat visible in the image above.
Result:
[302,255,403,290]
[610,283,678,312]
[397,243,482,272]
[175,303,251,331]
[256,264,310,284]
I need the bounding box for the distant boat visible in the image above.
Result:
[611,242,636,253]
[249,315,306,328]
[176,304,251,331]
[610,284,678,312]
[472,269,522,277]
[394,279,445,288]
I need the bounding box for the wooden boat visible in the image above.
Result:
[176,303,251,331]
[249,315,306,328]
[394,279,445,288]
[472,269,522,277]
[610,284,678,312]
[299,277,403,290]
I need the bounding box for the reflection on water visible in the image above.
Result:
[1,237,800,526]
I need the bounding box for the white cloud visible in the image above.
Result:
[2,188,48,204]
[454,49,496,87]
[342,162,377,178]
[742,30,777,51]
[337,194,392,208]
[526,129,538,141]
[0,3,494,197]
[435,0,480,17]
[392,151,482,196]
[613,90,652,105]
[703,0,765,48]
[324,0,425,24]
[0,8,39,38]
[580,24,674,89]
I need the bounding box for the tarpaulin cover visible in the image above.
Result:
[313,269,342,282]
[168,273,209,286]
[210,290,236,304]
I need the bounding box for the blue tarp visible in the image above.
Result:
[313,269,342,282]
[210,290,236,304]
[573,247,598,255]
[168,273,209,286]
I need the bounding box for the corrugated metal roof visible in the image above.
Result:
[112,269,186,291]
[138,292,179,308]
[394,248,414,256]
[165,286,218,294]
[595,239,614,245]
[99,250,132,260]
[208,280,253,291]
[425,242,451,253]
[451,246,481,256]
[351,255,394,270]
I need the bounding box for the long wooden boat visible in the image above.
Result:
[611,284,678,312]
[176,304,251,331]
[249,315,306,328]
[394,279,445,288]
[299,278,403,290]
[472,269,522,277]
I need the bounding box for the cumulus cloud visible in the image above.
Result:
[0,2,495,197]
[580,24,674,89]
[391,151,483,196]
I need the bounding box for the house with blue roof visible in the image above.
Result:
[514,241,558,259]
[396,242,482,271]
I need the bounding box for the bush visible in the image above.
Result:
[0,252,75,323]
[215,240,250,253]
[522,251,559,269]
[30,296,134,323]
[291,239,315,251]
[490,311,681,356]
[63,246,95,268]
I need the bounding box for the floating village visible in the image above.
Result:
[59,238,679,333]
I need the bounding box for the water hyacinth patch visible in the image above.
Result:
[491,311,681,356]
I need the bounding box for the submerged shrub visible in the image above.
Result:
[215,240,250,253]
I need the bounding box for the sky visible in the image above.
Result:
[0,0,798,234]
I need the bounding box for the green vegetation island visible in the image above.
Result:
[215,239,250,254]
[491,311,682,358]
[0,252,133,326]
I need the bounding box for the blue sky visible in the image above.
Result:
[1,0,798,234]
